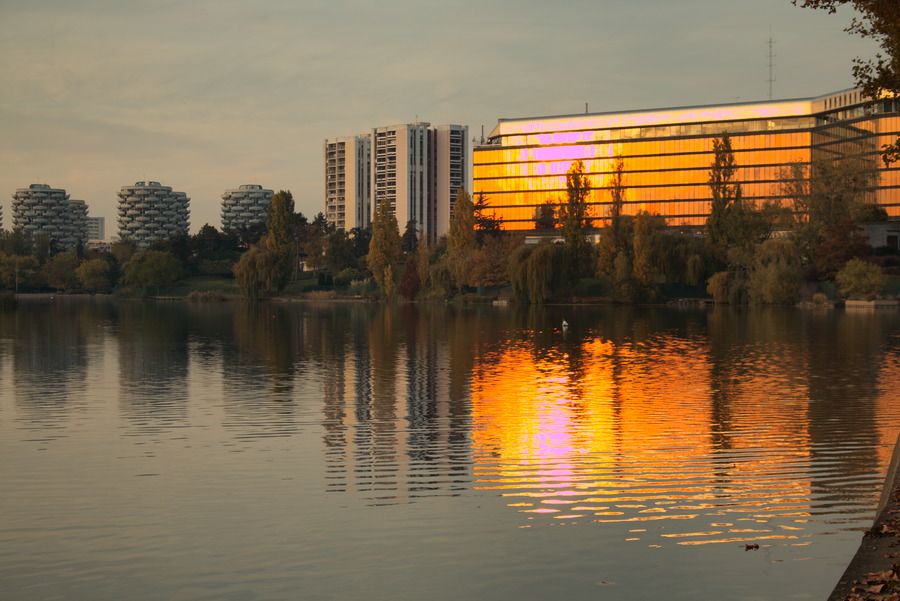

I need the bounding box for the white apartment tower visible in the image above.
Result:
[324,135,371,231]
[221,184,274,231]
[117,181,190,246]
[434,124,468,237]
[11,184,88,250]
[324,123,468,241]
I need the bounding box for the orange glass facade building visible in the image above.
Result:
[473,89,900,229]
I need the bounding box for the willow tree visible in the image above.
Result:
[558,160,594,284]
[367,198,402,297]
[233,244,278,302]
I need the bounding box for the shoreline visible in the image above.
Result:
[828,430,900,600]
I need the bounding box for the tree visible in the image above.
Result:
[706,134,744,263]
[747,239,802,304]
[470,233,524,288]
[558,160,594,283]
[0,253,39,291]
[367,198,402,298]
[265,190,297,292]
[534,201,557,230]
[507,242,566,304]
[447,189,478,290]
[397,255,421,300]
[401,220,419,254]
[473,193,502,242]
[122,249,181,292]
[836,257,885,299]
[609,154,627,252]
[781,157,876,277]
[795,0,900,164]
[44,253,80,291]
[233,245,278,302]
[76,258,113,293]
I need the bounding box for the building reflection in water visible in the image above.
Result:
[467,307,899,547]
[1,298,113,438]
[117,302,191,435]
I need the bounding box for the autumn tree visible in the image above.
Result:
[469,233,524,288]
[367,198,402,298]
[447,189,478,290]
[795,0,900,163]
[558,160,594,284]
[397,255,421,300]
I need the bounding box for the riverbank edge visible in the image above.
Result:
[827,430,900,600]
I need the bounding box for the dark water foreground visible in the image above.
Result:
[1,298,899,600]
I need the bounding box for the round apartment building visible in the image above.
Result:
[220,184,273,231]
[11,184,88,250]
[117,181,190,246]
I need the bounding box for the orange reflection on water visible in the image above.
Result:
[469,328,818,546]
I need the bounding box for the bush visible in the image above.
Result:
[835,258,884,300]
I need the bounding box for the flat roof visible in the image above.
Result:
[487,89,860,141]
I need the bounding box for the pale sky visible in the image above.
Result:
[0,0,877,235]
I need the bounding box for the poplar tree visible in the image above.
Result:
[558,160,593,284]
[367,198,401,297]
[266,190,297,292]
[447,189,477,290]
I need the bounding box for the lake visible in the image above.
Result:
[1,298,898,600]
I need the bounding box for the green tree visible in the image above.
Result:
[122,249,181,292]
[44,252,80,291]
[76,258,113,293]
[265,190,297,292]
[558,160,594,283]
[747,238,802,304]
[836,257,885,299]
[534,201,557,230]
[367,198,402,298]
[233,245,278,302]
[473,193,502,243]
[706,134,745,263]
[401,220,419,254]
[447,189,478,290]
[0,253,39,291]
[507,242,566,304]
[795,0,900,163]
[609,154,627,252]
[781,158,876,277]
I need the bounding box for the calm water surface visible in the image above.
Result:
[1,298,899,600]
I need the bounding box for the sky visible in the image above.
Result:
[0,0,879,236]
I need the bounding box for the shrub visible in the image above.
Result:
[835,258,884,300]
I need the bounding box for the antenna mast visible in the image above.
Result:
[767,31,776,101]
